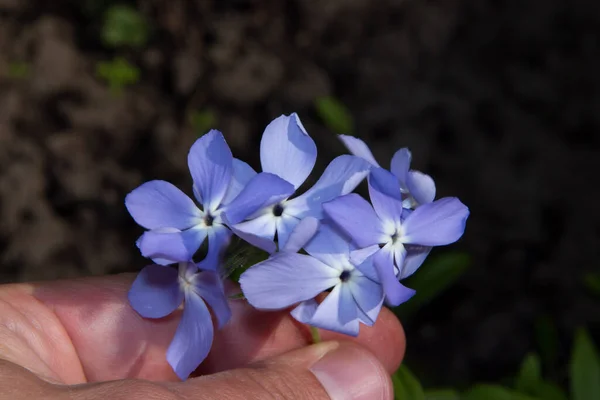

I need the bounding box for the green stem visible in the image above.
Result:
[310,325,321,344]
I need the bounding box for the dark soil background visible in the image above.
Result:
[1,0,598,391]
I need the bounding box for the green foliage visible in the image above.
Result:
[102,5,149,49]
[570,328,600,400]
[394,252,471,318]
[515,353,542,394]
[96,57,140,95]
[424,389,461,400]
[189,109,218,137]
[314,96,355,135]
[535,315,560,372]
[583,273,600,296]
[463,384,536,400]
[393,365,425,400]
[224,242,270,283]
[6,61,30,79]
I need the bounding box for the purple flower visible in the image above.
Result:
[224,114,371,252]
[323,167,469,306]
[128,260,231,380]
[339,135,436,208]
[240,223,385,336]
[125,130,294,267]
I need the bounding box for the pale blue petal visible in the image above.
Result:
[281,217,320,253]
[260,113,317,189]
[240,253,339,309]
[125,180,201,230]
[400,245,432,279]
[220,159,257,206]
[304,224,350,269]
[402,197,470,246]
[348,276,384,325]
[322,194,385,248]
[276,214,300,251]
[128,265,183,318]
[224,214,277,254]
[390,148,412,187]
[285,155,371,219]
[137,228,207,263]
[223,173,295,225]
[353,251,380,282]
[197,224,232,271]
[349,245,380,268]
[290,299,319,324]
[406,170,436,205]
[373,247,416,307]
[368,168,404,225]
[193,271,232,329]
[166,292,214,380]
[338,135,380,167]
[188,130,233,212]
[308,284,360,336]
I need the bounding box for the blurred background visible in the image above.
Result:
[0,0,599,398]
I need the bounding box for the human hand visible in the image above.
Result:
[0,274,405,399]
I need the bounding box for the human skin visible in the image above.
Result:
[0,274,406,399]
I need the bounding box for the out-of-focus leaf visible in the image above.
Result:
[189,110,217,137]
[102,5,149,49]
[392,365,425,400]
[462,384,536,400]
[424,389,460,400]
[583,273,600,296]
[515,353,542,394]
[394,252,471,318]
[570,328,600,400]
[96,57,141,95]
[7,62,30,79]
[224,244,270,283]
[314,96,355,135]
[534,381,568,400]
[535,315,559,372]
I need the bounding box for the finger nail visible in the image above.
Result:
[310,343,392,400]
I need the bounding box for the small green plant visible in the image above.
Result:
[6,61,30,80]
[583,273,600,296]
[101,4,149,49]
[314,95,355,135]
[189,109,218,137]
[96,57,140,95]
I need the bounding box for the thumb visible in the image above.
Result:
[174,341,393,400]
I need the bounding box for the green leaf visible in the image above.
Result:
[224,243,270,283]
[534,382,568,400]
[515,353,542,394]
[314,96,355,135]
[570,328,600,400]
[392,365,425,400]
[424,389,460,400]
[583,273,600,296]
[96,57,141,95]
[189,110,218,137]
[7,61,30,79]
[463,384,537,400]
[394,252,471,318]
[102,5,149,49]
[535,315,559,372]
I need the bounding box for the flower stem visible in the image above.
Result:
[310,325,321,344]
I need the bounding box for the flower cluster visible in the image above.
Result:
[125,113,469,379]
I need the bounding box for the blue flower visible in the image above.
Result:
[128,260,231,380]
[223,114,371,252]
[125,130,294,267]
[240,222,385,336]
[323,167,469,306]
[339,135,436,208]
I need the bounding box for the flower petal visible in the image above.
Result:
[290,299,319,323]
[188,130,233,212]
[308,284,360,336]
[281,217,320,253]
[138,228,207,263]
[276,214,300,251]
[406,170,436,205]
[352,250,380,282]
[349,245,380,268]
[373,247,416,306]
[285,155,371,219]
[260,113,317,189]
[348,275,384,325]
[197,224,232,271]
[304,223,350,269]
[400,245,432,279]
[128,265,183,318]
[338,135,380,167]
[240,253,339,309]
[193,271,232,329]
[390,148,412,187]
[368,167,404,225]
[223,173,295,225]
[224,214,277,254]
[125,180,201,230]
[166,292,214,380]
[220,158,258,206]
[402,197,470,246]
[322,194,385,248]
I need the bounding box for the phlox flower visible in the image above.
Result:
[323,167,469,306]
[240,220,385,336]
[125,130,294,267]
[339,135,436,208]
[128,259,231,380]
[224,113,371,252]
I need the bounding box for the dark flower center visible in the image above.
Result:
[272,204,284,217]
[204,213,214,226]
[339,270,351,282]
